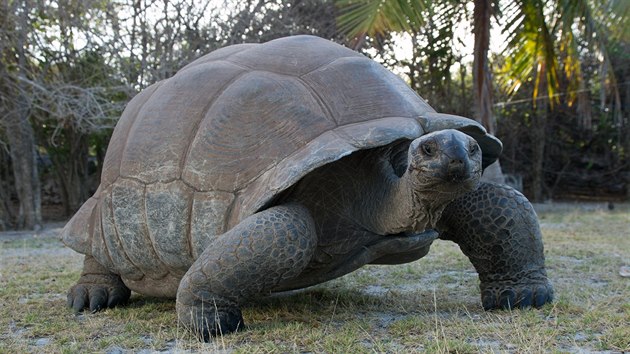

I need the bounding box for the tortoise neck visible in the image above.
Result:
[369,170,454,235]
[364,171,419,235]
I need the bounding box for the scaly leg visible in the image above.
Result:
[176,203,317,340]
[438,182,554,310]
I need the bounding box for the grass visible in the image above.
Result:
[1,203,628,353]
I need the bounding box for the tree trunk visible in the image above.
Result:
[529,58,551,202]
[50,129,91,216]
[473,0,504,184]
[2,0,42,230]
[5,110,42,230]
[531,102,547,202]
[459,62,468,116]
[472,0,495,134]
[0,147,14,230]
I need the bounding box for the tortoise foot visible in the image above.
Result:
[67,274,131,313]
[67,256,131,313]
[177,297,244,341]
[481,279,554,310]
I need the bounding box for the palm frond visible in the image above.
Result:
[500,0,559,106]
[336,0,426,40]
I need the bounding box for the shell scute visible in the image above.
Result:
[101,82,162,187]
[111,179,169,279]
[182,70,334,192]
[226,35,362,76]
[100,188,144,280]
[120,61,247,184]
[190,191,235,258]
[144,180,195,275]
[302,57,434,125]
[90,202,115,272]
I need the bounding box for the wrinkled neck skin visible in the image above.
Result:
[363,160,470,236]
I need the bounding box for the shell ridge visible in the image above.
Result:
[232,133,350,223]
[118,80,166,182]
[176,55,252,75]
[184,188,195,262]
[180,177,230,194]
[293,76,338,126]
[223,58,255,71]
[180,70,251,175]
[337,116,421,135]
[226,51,361,78]
[117,173,232,194]
[233,129,347,215]
[117,174,236,194]
[227,128,326,196]
[179,59,253,77]
[222,191,239,233]
[138,181,171,276]
[225,131,343,223]
[116,174,172,187]
[95,202,116,271]
[178,44,258,73]
[298,55,361,78]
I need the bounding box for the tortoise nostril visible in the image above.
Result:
[450,158,464,165]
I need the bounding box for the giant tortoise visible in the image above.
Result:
[61,35,553,340]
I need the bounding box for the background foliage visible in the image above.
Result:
[0,0,628,230]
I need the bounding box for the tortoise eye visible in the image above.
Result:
[421,143,434,156]
[469,144,478,155]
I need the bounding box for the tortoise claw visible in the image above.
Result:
[67,256,131,313]
[177,298,244,341]
[67,279,130,313]
[481,280,554,310]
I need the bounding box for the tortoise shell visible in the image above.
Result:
[62,35,501,280]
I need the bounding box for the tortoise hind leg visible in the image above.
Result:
[67,255,131,313]
[438,182,554,310]
[176,203,317,340]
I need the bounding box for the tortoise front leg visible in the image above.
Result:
[438,182,554,310]
[176,203,317,340]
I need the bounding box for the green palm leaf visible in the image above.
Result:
[336,0,426,40]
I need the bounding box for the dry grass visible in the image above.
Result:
[1,203,628,353]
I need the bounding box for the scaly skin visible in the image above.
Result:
[67,256,131,313]
[438,182,554,309]
[175,204,317,341]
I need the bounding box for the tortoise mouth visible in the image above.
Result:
[411,167,481,195]
[435,177,479,193]
[444,169,475,183]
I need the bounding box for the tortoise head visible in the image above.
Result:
[406,129,482,196]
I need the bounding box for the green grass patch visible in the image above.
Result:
[1,203,628,352]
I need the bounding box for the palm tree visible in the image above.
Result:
[335,0,627,197]
[498,0,627,200]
